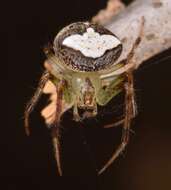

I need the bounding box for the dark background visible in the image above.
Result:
[6,0,171,189]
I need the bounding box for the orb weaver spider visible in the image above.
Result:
[24,17,145,176]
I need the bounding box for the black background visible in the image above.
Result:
[7,0,171,190]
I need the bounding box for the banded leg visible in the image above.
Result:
[24,71,50,136]
[98,71,135,175]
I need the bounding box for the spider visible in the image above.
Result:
[24,17,145,176]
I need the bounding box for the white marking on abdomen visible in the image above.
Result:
[62,28,121,58]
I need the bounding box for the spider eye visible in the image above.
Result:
[54,22,122,72]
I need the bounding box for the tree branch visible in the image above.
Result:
[104,0,171,68]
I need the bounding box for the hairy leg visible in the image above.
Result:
[97,18,144,174]
[100,17,144,128]
[51,80,65,176]
[98,71,135,175]
[104,72,137,129]
[24,71,50,136]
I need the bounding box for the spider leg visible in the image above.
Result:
[97,17,144,173]
[103,118,125,128]
[24,71,50,136]
[127,17,145,62]
[104,72,137,129]
[103,118,135,132]
[51,80,65,176]
[100,17,144,129]
[98,71,135,175]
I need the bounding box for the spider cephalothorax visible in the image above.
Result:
[25,18,144,176]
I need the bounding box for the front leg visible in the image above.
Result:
[98,71,135,175]
[24,71,50,136]
[103,71,137,129]
[51,79,65,176]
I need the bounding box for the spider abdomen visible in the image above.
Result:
[54,22,122,72]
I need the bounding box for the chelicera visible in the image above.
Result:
[24,18,144,176]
